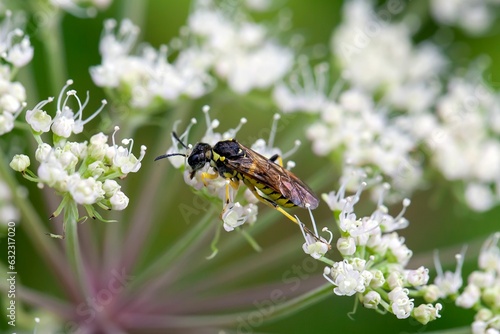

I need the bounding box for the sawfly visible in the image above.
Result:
[155,132,323,241]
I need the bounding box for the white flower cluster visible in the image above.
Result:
[273,0,443,203]
[305,89,423,203]
[50,0,112,17]
[456,233,500,334]
[187,0,293,94]
[430,0,500,35]
[304,179,442,324]
[90,18,213,109]
[0,10,33,135]
[427,76,500,212]
[91,0,293,110]
[26,80,107,138]
[11,82,146,219]
[331,0,446,114]
[274,0,500,212]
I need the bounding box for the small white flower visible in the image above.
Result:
[9,154,30,172]
[51,109,76,138]
[362,291,381,309]
[110,127,147,174]
[326,260,367,296]
[387,271,404,290]
[478,233,500,272]
[87,161,105,177]
[38,155,69,190]
[35,143,53,162]
[413,303,442,325]
[4,35,33,67]
[222,202,247,232]
[337,236,356,256]
[369,269,385,289]
[434,248,466,297]
[303,240,329,260]
[88,132,109,160]
[406,266,430,287]
[469,271,495,288]
[422,284,441,303]
[0,112,14,135]
[388,287,414,319]
[67,174,105,205]
[465,183,495,212]
[456,284,481,309]
[110,191,129,210]
[103,179,120,197]
[25,97,54,133]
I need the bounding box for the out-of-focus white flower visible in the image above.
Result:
[433,247,467,298]
[454,233,500,333]
[430,0,499,35]
[0,11,34,67]
[332,0,445,112]
[91,18,214,110]
[362,290,381,309]
[0,10,31,135]
[188,0,293,94]
[413,303,443,325]
[430,77,500,211]
[456,284,481,308]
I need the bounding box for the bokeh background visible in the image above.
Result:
[1,0,500,333]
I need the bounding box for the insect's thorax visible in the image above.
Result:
[210,149,241,180]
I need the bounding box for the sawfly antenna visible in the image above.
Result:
[154,152,186,161]
[173,131,189,149]
[154,132,189,161]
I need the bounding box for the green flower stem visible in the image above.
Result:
[64,199,92,298]
[125,206,216,294]
[185,236,311,295]
[35,6,67,95]
[0,148,79,300]
[126,282,333,329]
[119,0,148,28]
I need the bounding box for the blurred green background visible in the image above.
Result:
[2,0,500,333]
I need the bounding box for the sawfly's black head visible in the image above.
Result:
[154,132,214,179]
[187,142,212,174]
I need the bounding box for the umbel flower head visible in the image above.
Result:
[453,233,500,334]
[11,81,146,236]
[299,177,442,324]
[0,9,32,135]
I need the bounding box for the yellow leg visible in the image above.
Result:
[201,171,218,186]
[220,178,241,218]
[243,181,320,240]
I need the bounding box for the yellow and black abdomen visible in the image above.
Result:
[241,175,296,208]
